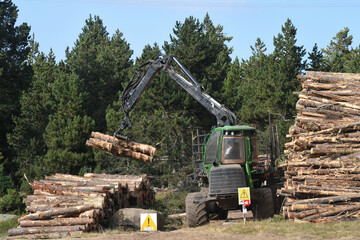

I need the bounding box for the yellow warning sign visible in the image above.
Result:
[238,187,251,206]
[240,190,249,198]
[140,213,157,231]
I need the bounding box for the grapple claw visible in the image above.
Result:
[114,132,129,141]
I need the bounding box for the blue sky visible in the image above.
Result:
[13,0,360,62]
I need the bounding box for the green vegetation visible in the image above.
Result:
[1,0,360,216]
[0,216,19,238]
[151,190,189,230]
[0,189,25,215]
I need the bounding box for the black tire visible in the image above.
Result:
[217,208,228,220]
[186,192,209,227]
[251,187,274,219]
[208,202,228,220]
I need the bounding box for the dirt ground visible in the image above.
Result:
[82,228,291,240]
[68,221,344,240]
[63,211,359,240]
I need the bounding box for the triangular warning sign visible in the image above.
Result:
[141,214,157,231]
[240,190,248,198]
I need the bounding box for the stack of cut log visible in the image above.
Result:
[279,71,360,223]
[253,154,271,172]
[86,132,156,162]
[82,173,156,209]
[8,173,155,238]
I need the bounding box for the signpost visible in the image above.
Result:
[140,213,157,231]
[238,187,251,225]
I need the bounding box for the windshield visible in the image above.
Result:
[221,136,246,164]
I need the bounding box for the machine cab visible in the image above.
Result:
[203,125,259,175]
[203,125,259,196]
[221,129,259,165]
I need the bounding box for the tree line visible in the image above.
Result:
[1,0,359,213]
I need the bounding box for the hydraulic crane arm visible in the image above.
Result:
[114,54,237,140]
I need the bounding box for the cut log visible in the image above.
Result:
[7,231,84,239]
[8,225,87,236]
[91,132,156,156]
[20,204,97,221]
[9,173,155,237]
[302,204,360,221]
[281,71,360,222]
[311,147,360,155]
[86,138,153,162]
[86,132,156,163]
[19,218,95,227]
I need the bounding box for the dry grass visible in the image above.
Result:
[201,216,360,239]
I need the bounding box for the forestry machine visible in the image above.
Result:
[115,54,278,227]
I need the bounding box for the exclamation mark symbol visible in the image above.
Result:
[148,217,150,227]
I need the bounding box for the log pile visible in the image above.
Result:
[8,173,155,238]
[279,71,360,222]
[86,132,156,162]
[253,154,271,172]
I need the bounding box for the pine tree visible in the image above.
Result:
[0,0,31,171]
[163,13,233,129]
[222,56,242,111]
[250,37,267,56]
[43,73,95,175]
[272,18,305,119]
[236,39,274,126]
[322,27,353,72]
[7,46,58,180]
[344,46,360,73]
[307,43,324,71]
[233,19,305,151]
[66,15,133,132]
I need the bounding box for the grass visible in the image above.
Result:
[200,215,360,239]
[0,216,19,238]
[150,190,188,230]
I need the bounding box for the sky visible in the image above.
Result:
[13,0,360,62]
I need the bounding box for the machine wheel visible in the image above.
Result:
[186,192,209,227]
[217,208,228,220]
[251,187,274,219]
[208,202,228,220]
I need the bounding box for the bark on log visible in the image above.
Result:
[8,225,87,236]
[289,203,333,211]
[19,218,95,227]
[91,132,156,156]
[20,204,97,221]
[311,147,360,155]
[299,93,360,110]
[10,173,156,237]
[7,231,84,239]
[298,71,360,82]
[86,138,153,162]
[302,204,360,221]
[281,71,360,222]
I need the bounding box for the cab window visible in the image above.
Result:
[204,131,220,164]
[221,136,245,164]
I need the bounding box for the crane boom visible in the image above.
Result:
[115,54,237,140]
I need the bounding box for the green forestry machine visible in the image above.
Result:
[115,54,280,227]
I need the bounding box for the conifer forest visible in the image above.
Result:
[1,0,360,214]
